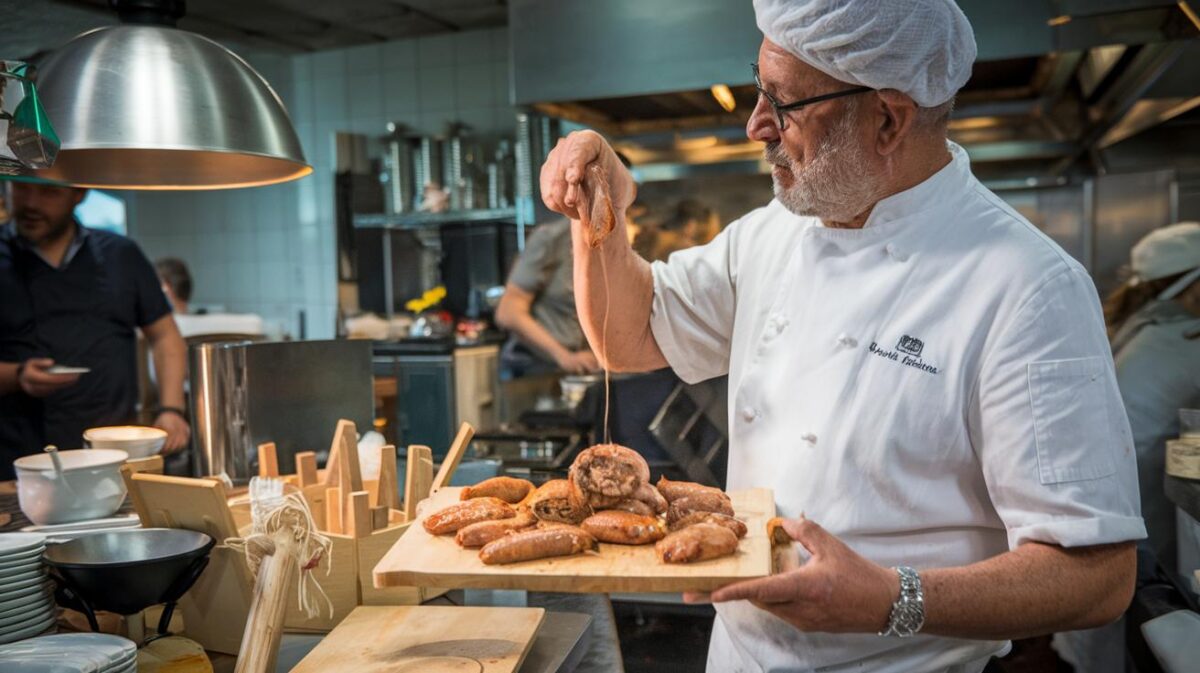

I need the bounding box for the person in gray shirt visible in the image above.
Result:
[496,218,600,377]
[1056,222,1200,673]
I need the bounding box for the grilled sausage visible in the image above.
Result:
[454,509,537,548]
[423,497,514,535]
[655,523,739,564]
[656,476,727,504]
[606,498,656,517]
[631,482,668,514]
[529,479,590,524]
[581,510,666,545]
[460,476,536,504]
[767,516,791,546]
[665,492,734,524]
[569,444,651,508]
[479,525,597,565]
[578,163,617,249]
[567,474,620,510]
[668,511,748,539]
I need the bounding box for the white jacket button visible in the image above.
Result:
[885,243,909,262]
[742,408,757,422]
[836,333,857,348]
[801,432,818,445]
[764,315,788,339]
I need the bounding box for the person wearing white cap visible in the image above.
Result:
[540,0,1144,670]
[1104,222,1200,342]
[1055,222,1200,673]
[1111,224,1200,569]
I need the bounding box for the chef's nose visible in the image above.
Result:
[746,96,779,144]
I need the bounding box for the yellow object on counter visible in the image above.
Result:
[138,636,213,673]
[404,285,447,313]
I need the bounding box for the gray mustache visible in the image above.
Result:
[763,142,788,166]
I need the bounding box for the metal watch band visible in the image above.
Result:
[879,566,925,638]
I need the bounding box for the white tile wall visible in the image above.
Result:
[126,27,516,340]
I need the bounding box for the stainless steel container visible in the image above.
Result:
[445,132,465,210]
[488,140,514,209]
[190,339,374,484]
[415,135,444,193]
[380,123,417,214]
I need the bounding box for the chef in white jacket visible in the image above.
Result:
[541,1,1145,671]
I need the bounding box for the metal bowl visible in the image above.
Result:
[560,375,603,409]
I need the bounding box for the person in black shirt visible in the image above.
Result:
[0,182,190,479]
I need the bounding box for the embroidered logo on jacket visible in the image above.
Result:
[868,336,940,375]
[896,335,924,357]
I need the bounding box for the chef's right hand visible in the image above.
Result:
[557,349,601,375]
[540,130,637,220]
[18,358,81,397]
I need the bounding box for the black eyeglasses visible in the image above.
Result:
[752,63,872,130]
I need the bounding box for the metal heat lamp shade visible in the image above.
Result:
[27,23,311,189]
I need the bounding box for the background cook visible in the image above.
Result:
[0,182,190,479]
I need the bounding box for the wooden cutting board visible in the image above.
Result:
[373,487,775,593]
[290,605,545,673]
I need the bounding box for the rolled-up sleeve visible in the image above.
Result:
[649,226,737,384]
[971,267,1146,549]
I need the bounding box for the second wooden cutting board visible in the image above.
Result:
[373,486,776,593]
[289,605,545,673]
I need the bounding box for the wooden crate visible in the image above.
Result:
[125,419,465,640]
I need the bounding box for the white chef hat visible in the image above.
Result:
[1130,222,1200,300]
[753,0,977,108]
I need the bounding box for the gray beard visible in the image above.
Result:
[766,115,882,223]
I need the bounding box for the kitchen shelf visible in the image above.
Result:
[354,207,517,230]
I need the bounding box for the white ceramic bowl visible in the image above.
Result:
[14,449,129,526]
[83,426,166,459]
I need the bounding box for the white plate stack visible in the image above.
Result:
[0,533,56,644]
[21,515,143,543]
[0,633,137,672]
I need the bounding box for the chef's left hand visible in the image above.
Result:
[684,517,900,634]
[153,411,191,454]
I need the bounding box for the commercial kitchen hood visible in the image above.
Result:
[510,0,1200,184]
[23,0,310,190]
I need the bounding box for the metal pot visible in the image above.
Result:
[560,374,603,409]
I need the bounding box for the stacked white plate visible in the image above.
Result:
[0,533,55,644]
[0,633,136,672]
[21,515,142,543]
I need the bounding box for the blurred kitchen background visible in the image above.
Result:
[6,0,1196,343]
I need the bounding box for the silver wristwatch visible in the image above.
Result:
[879,566,925,638]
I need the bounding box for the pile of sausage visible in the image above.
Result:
[421,444,746,565]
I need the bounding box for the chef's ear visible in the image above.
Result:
[871,90,918,157]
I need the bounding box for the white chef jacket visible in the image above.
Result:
[649,142,1146,673]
